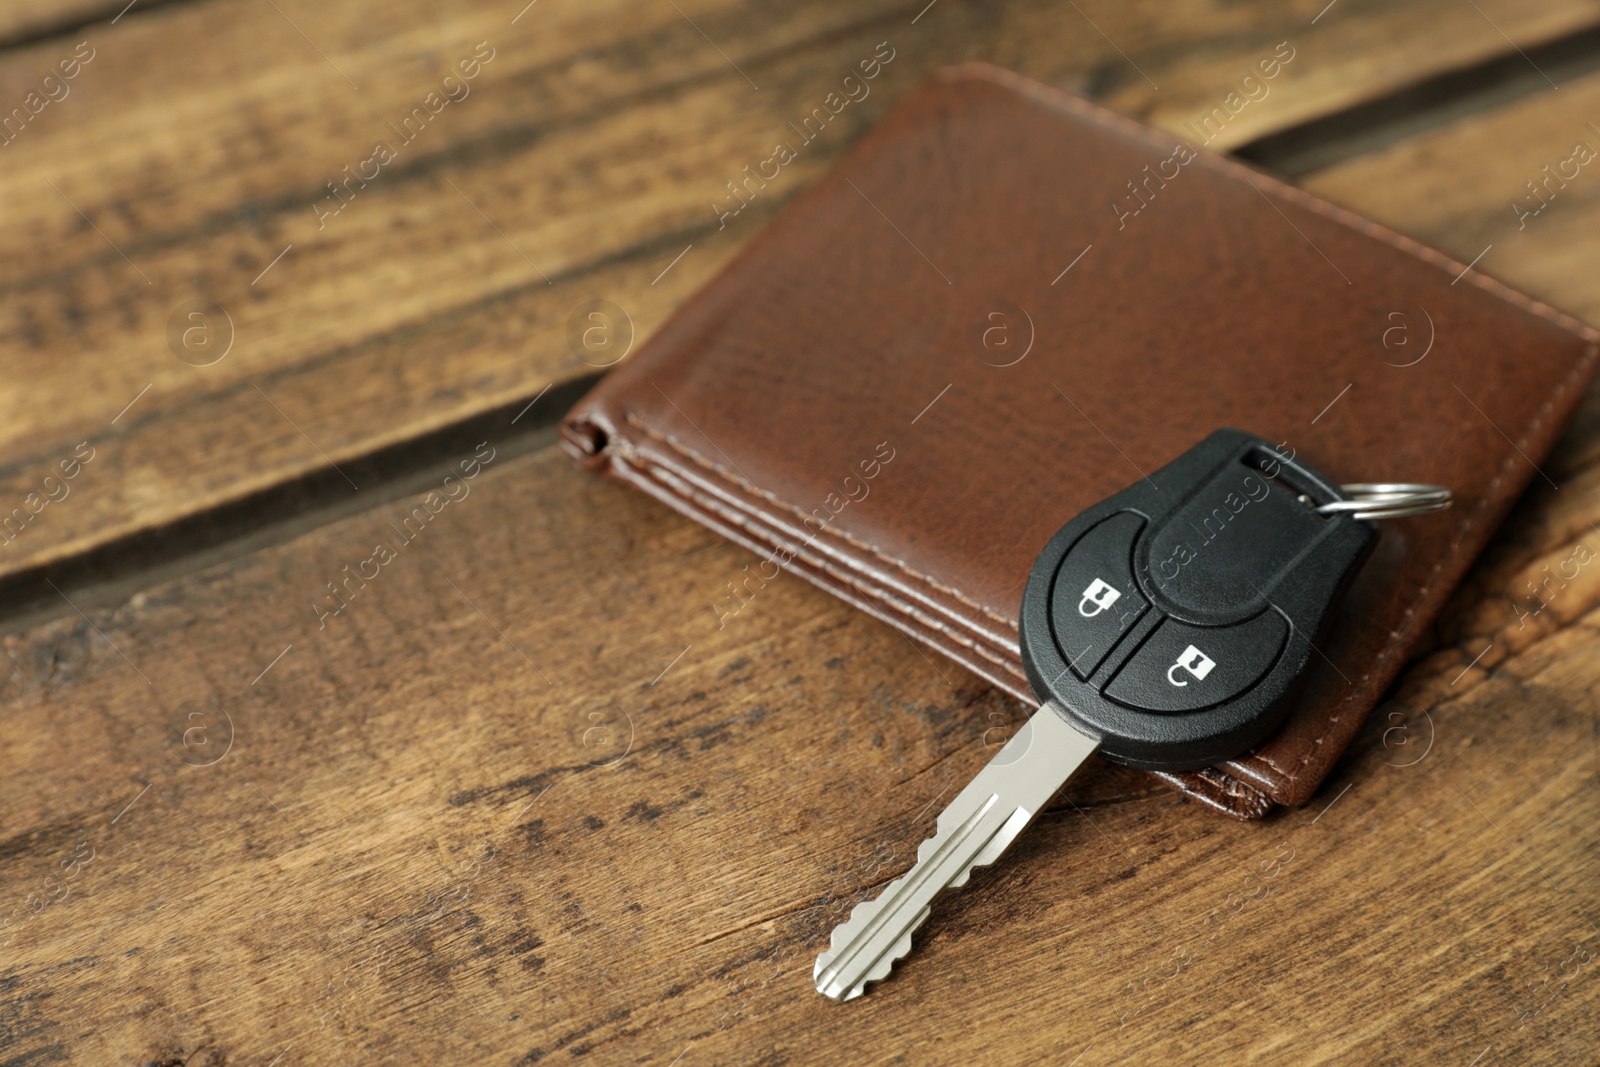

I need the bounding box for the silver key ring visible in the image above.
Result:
[1313,482,1453,522]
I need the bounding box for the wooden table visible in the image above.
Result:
[2,1,1598,1063]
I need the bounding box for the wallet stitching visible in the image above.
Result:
[621,440,1034,684]
[954,64,1600,343]
[624,413,1022,631]
[1241,341,1599,783]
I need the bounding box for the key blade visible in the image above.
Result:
[813,705,1099,1001]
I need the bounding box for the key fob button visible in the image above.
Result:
[1049,511,1149,678]
[1103,611,1288,714]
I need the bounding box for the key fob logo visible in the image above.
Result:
[1079,578,1122,617]
[1166,644,1216,687]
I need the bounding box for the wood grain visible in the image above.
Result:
[1306,65,1600,323]
[0,0,1596,585]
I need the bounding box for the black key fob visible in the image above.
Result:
[1018,428,1377,771]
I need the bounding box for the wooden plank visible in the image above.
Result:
[1107,0,1600,147]
[0,440,1595,1064]
[0,0,1596,585]
[1304,67,1600,324]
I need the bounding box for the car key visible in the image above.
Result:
[813,428,1450,1001]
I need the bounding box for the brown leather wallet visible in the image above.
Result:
[562,64,1598,819]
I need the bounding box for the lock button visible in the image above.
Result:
[1049,511,1149,679]
[1103,611,1287,714]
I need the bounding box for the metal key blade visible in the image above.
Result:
[814,705,1099,1001]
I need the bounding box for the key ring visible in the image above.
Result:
[1313,483,1453,522]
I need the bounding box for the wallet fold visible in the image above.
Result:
[563,64,1598,819]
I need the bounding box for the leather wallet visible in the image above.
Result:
[562,64,1599,819]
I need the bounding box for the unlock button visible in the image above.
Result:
[1050,512,1149,679]
[1106,612,1287,714]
